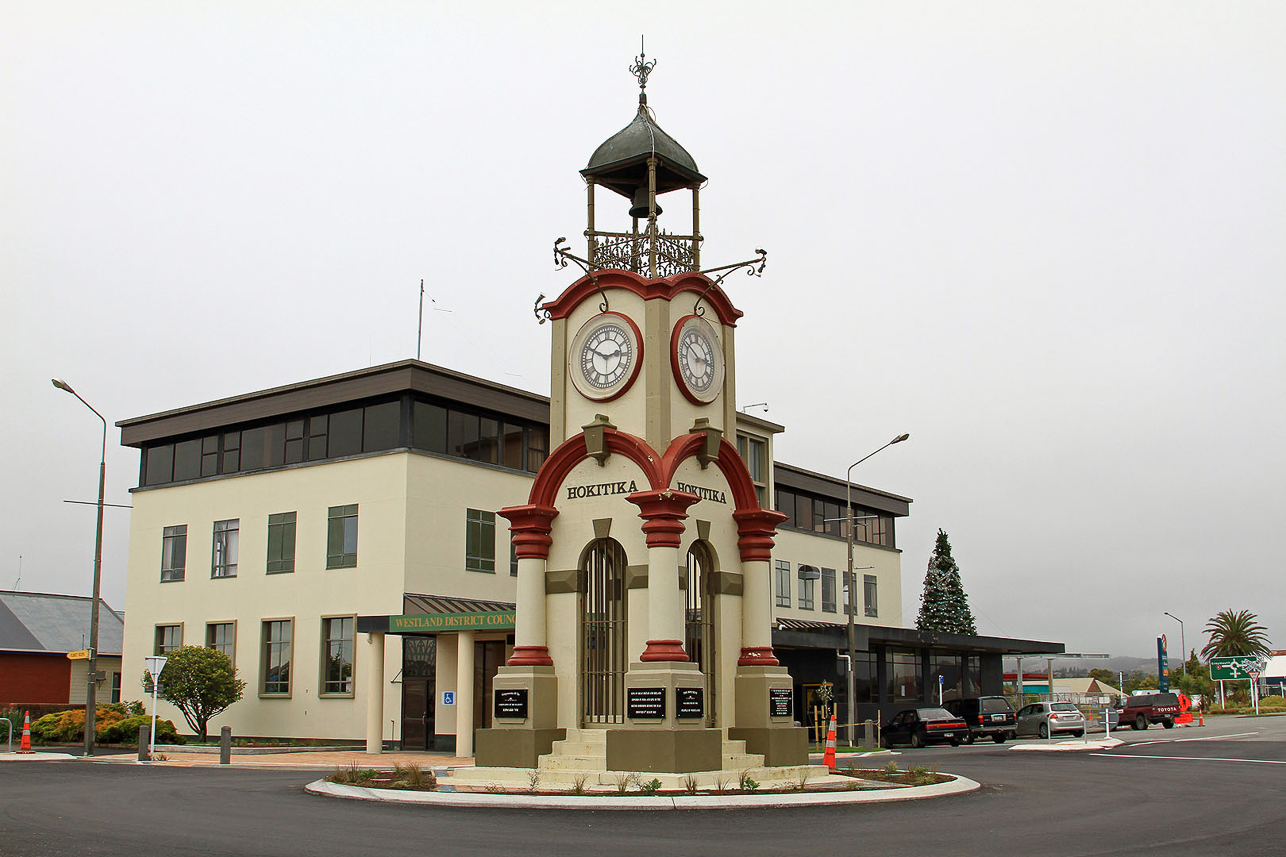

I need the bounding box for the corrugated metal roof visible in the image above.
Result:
[775,617,846,632]
[0,591,124,655]
[403,593,515,615]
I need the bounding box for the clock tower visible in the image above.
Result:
[474,51,806,776]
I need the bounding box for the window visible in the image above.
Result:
[466,509,496,573]
[327,505,358,569]
[267,512,296,574]
[160,525,187,582]
[737,434,768,506]
[211,519,239,578]
[262,619,292,695]
[155,624,181,655]
[821,567,836,613]
[510,541,518,577]
[888,648,921,703]
[206,622,235,662]
[864,574,879,618]
[774,560,791,607]
[321,617,355,695]
[798,565,815,611]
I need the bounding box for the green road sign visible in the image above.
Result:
[1209,656,1263,680]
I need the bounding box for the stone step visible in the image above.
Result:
[539,755,612,771]
[548,741,607,757]
[452,764,835,791]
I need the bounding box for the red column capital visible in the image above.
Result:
[732,507,789,562]
[627,489,700,548]
[498,504,559,560]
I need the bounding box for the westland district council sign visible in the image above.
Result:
[388,612,516,633]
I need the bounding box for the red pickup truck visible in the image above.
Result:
[1119,692,1181,729]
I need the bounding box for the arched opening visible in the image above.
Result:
[685,540,717,727]
[580,538,629,725]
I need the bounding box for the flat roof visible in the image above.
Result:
[773,462,912,517]
[118,359,549,447]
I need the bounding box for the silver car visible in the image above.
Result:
[1015,701,1086,738]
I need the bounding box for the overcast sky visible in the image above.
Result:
[5,2,1283,660]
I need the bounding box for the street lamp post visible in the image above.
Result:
[1163,612,1185,677]
[52,378,107,757]
[845,433,909,746]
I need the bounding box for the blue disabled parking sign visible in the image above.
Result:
[442,691,455,706]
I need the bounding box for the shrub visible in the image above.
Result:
[1256,695,1286,712]
[99,715,180,745]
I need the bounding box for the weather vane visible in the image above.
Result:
[630,36,656,93]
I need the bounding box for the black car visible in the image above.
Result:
[944,696,1018,744]
[881,707,970,748]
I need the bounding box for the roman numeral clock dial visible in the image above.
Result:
[671,315,724,404]
[568,313,643,402]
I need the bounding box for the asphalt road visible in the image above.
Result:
[2,717,1283,857]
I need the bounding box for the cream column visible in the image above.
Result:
[628,489,699,661]
[497,505,559,666]
[732,508,789,666]
[364,632,386,753]
[455,630,476,757]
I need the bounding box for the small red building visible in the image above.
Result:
[0,590,124,707]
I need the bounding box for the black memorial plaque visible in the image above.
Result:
[675,686,704,720]
[769,687,793,718]
[626,687,666,719]
[494,688,529,720]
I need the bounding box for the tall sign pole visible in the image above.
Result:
[1157,636,1169,693]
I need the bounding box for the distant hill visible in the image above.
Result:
[1006,655,1158,677]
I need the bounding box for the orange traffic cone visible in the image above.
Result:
[18,711,33,753]
[823,712,837,772]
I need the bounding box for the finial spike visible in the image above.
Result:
[630,38,656,94]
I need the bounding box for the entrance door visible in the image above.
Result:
[685,541,717,726]
[581,538,628,725]
[472,640,507,730]
[400,636,436,750]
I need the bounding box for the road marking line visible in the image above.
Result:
[1090,753,1286,765]
[1127,732,1257,747]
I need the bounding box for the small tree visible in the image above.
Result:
[142,646,245,742]
[916,529,977,635]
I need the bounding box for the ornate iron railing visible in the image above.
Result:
[587,229,700,277]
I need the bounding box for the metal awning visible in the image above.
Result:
[356,592,516,635]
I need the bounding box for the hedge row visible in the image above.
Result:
[26,704,180,745]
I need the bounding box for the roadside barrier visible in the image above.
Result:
[18,711,33,753]
[823,713,837,772]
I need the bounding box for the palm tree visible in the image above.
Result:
[1200,610,1270,660]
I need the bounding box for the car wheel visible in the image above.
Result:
[1136,715,1148,731]
[1072,730,1084,738]
[910,732,923,749]
[1038,723,1048,739]
[1162,719,1174,729]
[1007,731,1017,741]
[992,733,1006,744]
[964,731,975,745]
[949,738,961,747]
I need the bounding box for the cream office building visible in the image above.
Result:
[117,359,927,750]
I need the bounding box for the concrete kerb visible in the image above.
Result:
[305,774,979,810]
[1008,737,1123,753]
[0,752,76,762]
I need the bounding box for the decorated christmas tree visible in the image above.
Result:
[916,529,977,635]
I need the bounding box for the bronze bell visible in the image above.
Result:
[628,185,662,219]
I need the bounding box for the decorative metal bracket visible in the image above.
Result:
[533,293,551,325]
[553,237,609,313]
[693,248,768,316]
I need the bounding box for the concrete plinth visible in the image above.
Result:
[475,727,567,768]
[605,728,723,773]
[727,726,807,767]
[473,664,563,768]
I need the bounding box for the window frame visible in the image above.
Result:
[154,624,183,655]
[211,518,239,579]
[160,524,187,582]
[797,564,815,611]
[260,618,294,698]
[774,559,791,608]
[465,509,497,573]
[821,567,836,613]
[205,621,237,666]
[320,615,357,698]
[266,511,297,574]
[326,505,359,569]
[864,573,879,618]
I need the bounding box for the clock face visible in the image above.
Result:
[569,312,643,401]
[671,315,724,404]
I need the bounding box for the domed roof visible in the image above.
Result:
[582,97,706,199]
